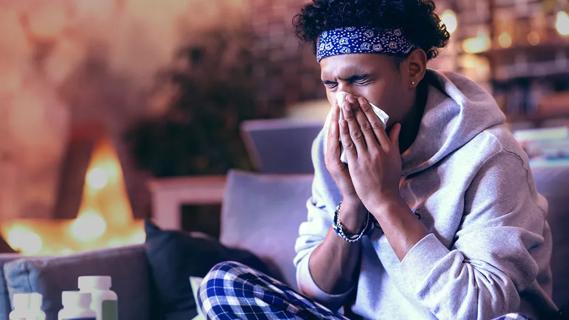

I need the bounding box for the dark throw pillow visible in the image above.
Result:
[144,220,272,320]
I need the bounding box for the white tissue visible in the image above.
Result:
[336,91,389,125]
[335,91,390,163]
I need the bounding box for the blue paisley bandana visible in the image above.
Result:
[316,26,415,62]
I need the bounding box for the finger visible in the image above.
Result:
[389,123,402,154]
[328,101,340,143]
[373,116,392,153]
[326,102,342,160]
[339,118,357,162]
[354,97,381,150]
[357,97,389,148]
[342,97,366,155]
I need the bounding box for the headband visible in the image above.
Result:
[316,26,415,62]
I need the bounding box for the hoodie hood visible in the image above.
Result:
[401,69,506,176]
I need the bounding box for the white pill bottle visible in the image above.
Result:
[10,292,46,320]
[78,276,118,320]
[58,291,96,320]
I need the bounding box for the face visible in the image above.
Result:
[319,52,423,125]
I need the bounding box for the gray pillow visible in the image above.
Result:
[220,170,314,289]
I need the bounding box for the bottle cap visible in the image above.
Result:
[78,276,112,290]
[12,293,30,310]
[28,293,43,310]
[13,293,43,311]
[62,291,91,308]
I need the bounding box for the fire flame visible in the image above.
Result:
[1,139,144,255]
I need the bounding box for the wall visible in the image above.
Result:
[249,0,325,115]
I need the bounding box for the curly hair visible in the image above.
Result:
[293,0,450,60]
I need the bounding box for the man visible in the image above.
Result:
[198,1,557,319]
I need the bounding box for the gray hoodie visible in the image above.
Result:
[294,70,557,319]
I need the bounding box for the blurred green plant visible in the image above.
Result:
[126,26,282,177]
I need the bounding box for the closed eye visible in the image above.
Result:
[348,74,372,84]
[322,80,338,89]
[321,74,373,89]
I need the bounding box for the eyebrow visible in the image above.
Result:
[321,67,373,81]
[321,72,372,82]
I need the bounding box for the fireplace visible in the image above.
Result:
[0,137,144,255]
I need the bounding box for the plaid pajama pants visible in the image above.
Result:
[197,261,530,320]
[197,261,347,320]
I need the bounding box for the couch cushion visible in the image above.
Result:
[532,163,569,306]
[144,220,272,320]
[3,245,154,320]
[220,170,314,289]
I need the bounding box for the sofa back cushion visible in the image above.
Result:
[220,170,313,289]
[532,163,569,306]
[3,245,154,320]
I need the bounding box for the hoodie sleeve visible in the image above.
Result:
[398,150,552,319]
[293,127,355,310]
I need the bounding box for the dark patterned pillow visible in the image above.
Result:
[144,220,272,320]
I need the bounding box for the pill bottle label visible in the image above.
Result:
[101,300,118,320]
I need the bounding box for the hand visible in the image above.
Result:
[325,97,357,201]
[324,97,367,229]
[338,95,403,214]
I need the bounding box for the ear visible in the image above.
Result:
[404,48,427,89]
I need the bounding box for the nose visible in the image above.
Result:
[337,82,354,95]
[336,88,360,106]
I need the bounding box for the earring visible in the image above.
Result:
[410,80,416,88]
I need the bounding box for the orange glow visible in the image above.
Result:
[498,32,513,48]
[0,139,144,255]
[5,225,43,255]
[527,32,541,46]
[70,209,107,242]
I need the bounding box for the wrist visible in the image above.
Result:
[341,194,360,206]
[333,201,371,243]
[342,197,364,211]
[369,195,408,221]
[338,199,367,234]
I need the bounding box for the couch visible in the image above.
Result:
[218,168,569,310]
[0,166,567,319]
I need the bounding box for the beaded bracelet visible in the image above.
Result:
[332,201,371,243]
